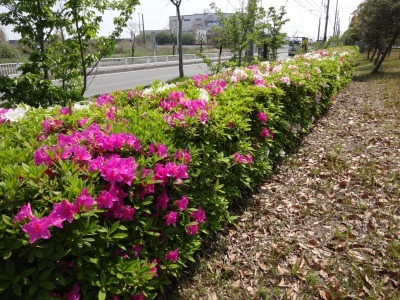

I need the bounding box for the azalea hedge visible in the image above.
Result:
[0,47,358,299]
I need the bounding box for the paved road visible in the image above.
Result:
[84,63,210,97]
[84,50,289,97]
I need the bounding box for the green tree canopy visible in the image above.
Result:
[0,0,139,107]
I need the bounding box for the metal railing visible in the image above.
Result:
[0,63,23,76]
[0,52,232,77]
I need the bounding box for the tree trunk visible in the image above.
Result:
[369,48,377,62]
[373,29,400,73]
[374,48,382,65]
[74,10,88,96]
[367,46,371,60]
[176,4,184,78]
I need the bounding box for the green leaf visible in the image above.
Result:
[28,284,37,297]
[14,284,21,297]
[38,281,56,290]
[112,233,128,239]
[5,261,15,277]
[98,288,106,300]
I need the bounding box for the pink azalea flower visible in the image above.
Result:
[280,76,291,85]
[65,283,81,300]
[131,293,145,300]
[76,118,88,128]
[129,244,142,258]
[190,207,206,223]
[22,217,52,243]
[50,199,78,223]
[120,206,136,222]
[72,146,91,163]
[14,203,35,223]
[96,94,114,106]
[260,128,270,138]
[100,155,138,186]
[165,211,178,226]
[148,259,158,277]
[156,190,169,210]
[257,112,268,123]
[60,107,70,115]
[174,149,191,164]
[75,188,95,212]
[165,248,179,262]
[96,190,118,209]
[233,152,253,165]
[88,156,105,172]
[33,145,53,166]
[187,224,199,235]
[175,196,188,211]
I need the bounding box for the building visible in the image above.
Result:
[169,11,233,42]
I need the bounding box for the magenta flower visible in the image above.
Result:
[175,196,188,211]
[174,149,191,164]
[50,199,78,223]
[75,188,96,212]
[148,143,168,159]
[190,207,206,223]
[187,224,199,235]
[233,152,253,165]
[14,203,35,223]
[65,283,81,300]
[149,259,158,278]
[88,156,105,172]
[156,190,169,210]
[260,128,274,139]
[165,248,179,262]
[33,145,52,166]
[100,155,138,186]
[205,79,227,96]
[120,206,136,222]
[129,244,142,258]
[72,146,92,163]
[96,190,118,209]
[131,293,145,300]
[60,107,70,115]
[22,217,52,243]
[96,94,114,106]
[76,118,88,127]
[165,211,178,226]
[257,112,268,123]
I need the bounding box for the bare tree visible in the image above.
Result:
[170,0,184,77]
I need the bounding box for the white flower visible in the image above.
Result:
[73,101,91,110]
[279,150,286,157]
[198,88,210,102]
[4,106,29,122]
[156,83,176,93]
[142,87,154,95]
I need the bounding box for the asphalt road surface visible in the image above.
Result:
[84,51,289,98]
[84,63,210,97]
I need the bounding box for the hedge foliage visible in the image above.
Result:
[0,47,358,299]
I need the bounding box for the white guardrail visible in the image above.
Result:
[0,52,232,77]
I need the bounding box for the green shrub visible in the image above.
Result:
[0,47,358,299]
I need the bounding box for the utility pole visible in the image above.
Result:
[317,17,321,41]
[138,13,141,46]
[323,0,331,43]
[333,0,339,36]
[142,14,145,46]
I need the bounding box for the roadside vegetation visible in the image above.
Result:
[173,50,400,300]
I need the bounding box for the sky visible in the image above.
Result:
[2,0,363,41]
